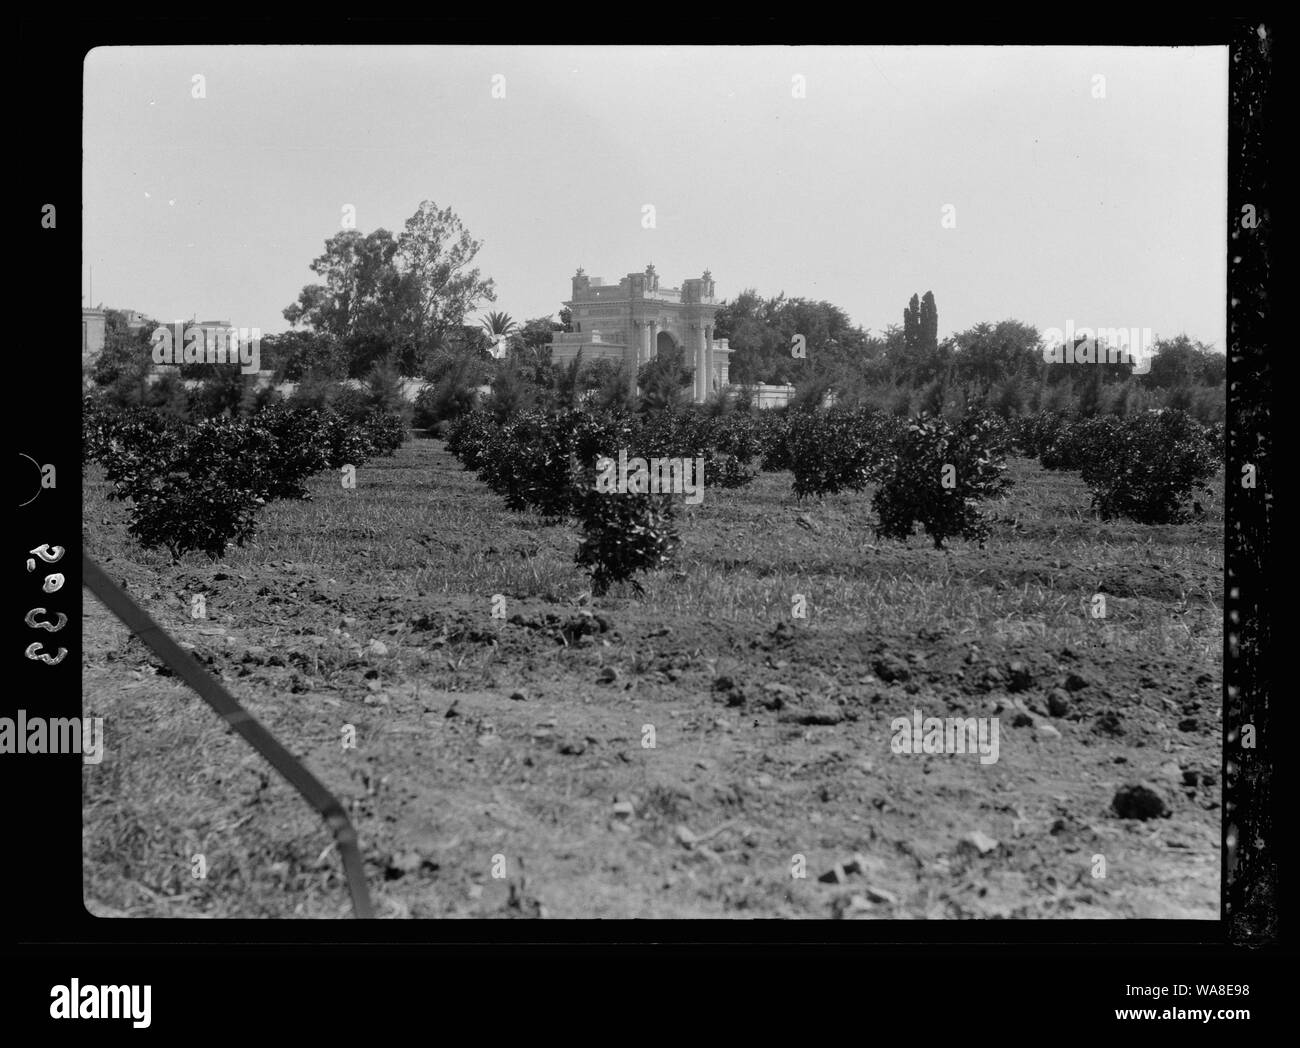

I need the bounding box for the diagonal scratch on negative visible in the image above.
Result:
[82,552,375,919]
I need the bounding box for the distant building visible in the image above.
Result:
[550,265,732,403]
[82,306,154,367]
[82,308,107,364]
[121,309,151,332]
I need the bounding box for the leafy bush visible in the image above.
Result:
[1079,409,1219,523]
[1008,410,1068,459]
[470,416,528,510]
[709,412,762,465]
[447,407,683,593]
[788,412,867,498]
[987,376,1025,419]
[105,417,278,562]
[363,359,412,421]
[787,409,903,498]
[127,473,264,562]
[871,412,1013,549]
[83,397,113,464]
[319,412,373,470]
[573,480,679,596]
[484,367,539,424]
[1039,415,1121,472]
[357,410,407,458]
[86,403,189,474]
[1205,420,1225,460]
[754,412,793,472]
[286,372,346,412]
[636,411,756,491]
[445,411,498,471]
[500,412,582,519]
[250,405,333,499]
[330,385,373,423]
[413,360,479,429]
[464,408,635,519]
[91,403,406,560]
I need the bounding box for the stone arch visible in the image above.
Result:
[655,329,680,362]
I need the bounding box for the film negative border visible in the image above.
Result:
[1223,23,1275,941]
[20,20,1276,946]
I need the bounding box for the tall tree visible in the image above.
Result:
[1144,334,1222,388]
[283,201,496,378]
[480,311,517,337]
[890,292,945,384]
[282,228,402,344]
[903,293,921,353]
[395,200,496,371]
[713,289,868,387]
[517,316,562,363]
[91,309,155,391]
[950,319,1041,391]
[261,329,345,382]
[920,291,938,352]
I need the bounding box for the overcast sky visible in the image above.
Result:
[84,45,1227,349]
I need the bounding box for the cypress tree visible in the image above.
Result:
[920,291,939,352]
[903,293,921,353]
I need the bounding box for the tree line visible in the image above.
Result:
[715,288,1225,422]
[86,200,1226,427]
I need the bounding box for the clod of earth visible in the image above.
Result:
[1094,711,1124,736]
[1111,783,1171,821]
[1047,689,1071,717]
[761,682,798,710]
[1006,660,1034,692]
[872,653,911,683]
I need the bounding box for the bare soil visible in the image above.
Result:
[82,439,1222,919]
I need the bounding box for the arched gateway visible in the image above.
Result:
[549,265,732,403]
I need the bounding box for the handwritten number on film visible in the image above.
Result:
[26,544,67,665]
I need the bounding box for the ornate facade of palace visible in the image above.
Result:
[549,265,731,403]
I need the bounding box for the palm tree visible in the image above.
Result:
[480,311,517,337]
[480,311,517,360]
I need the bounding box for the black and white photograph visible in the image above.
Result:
[62,41,1253,933]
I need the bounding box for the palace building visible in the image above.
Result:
[549,265,731,403]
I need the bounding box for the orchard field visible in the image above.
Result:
[82,425,1223,919]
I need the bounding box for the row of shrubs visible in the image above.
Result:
[445,407,1018,592]
[446,410,694,594]
[715,406,1221,525]
[446,409,772,514]
[84,398,406,561]
[453,405,1221,516]
[1020,411,1221,523]
[85,390,1219,593]
[776,407,1220,525]
[446,404,1222,593]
